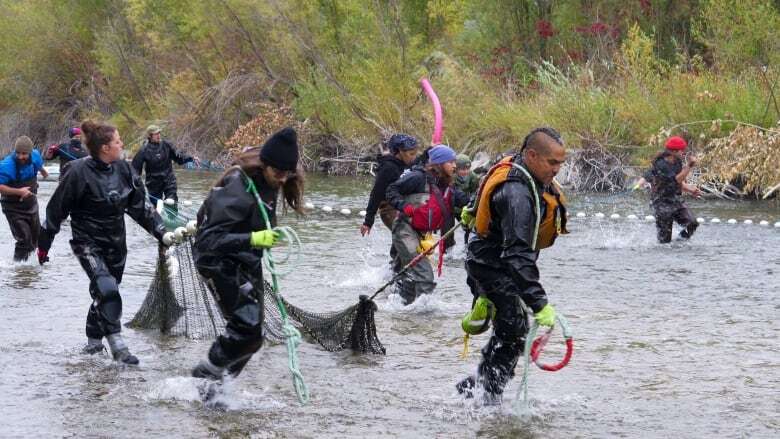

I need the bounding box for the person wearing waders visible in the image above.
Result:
[645,136,702,243]
[385,144,468,305]
[131,125,198,208]
[44,126,88,179]
[360,134,420,236]
[360,134,419,259]
[37,120,171,365]
[456,127,568,404]
[0,136,48,261]
[191,127,304,380]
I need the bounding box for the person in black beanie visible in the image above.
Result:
[191,127,304,381]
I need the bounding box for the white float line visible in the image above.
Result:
[181,199,780,226]
[302,202,367,217]
[568,212,779,228]
[296,202,780,225]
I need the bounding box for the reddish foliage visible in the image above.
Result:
[590,22,609,35]
[576,21,620,39]
[535,20,555,39]
[567,50,584,62]
[639,0,652,15]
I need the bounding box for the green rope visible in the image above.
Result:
[514,312,572,414]
[241,170,309,405]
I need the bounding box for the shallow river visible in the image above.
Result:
[1,171,778,438]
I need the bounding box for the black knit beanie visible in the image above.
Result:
[260,127,299,171]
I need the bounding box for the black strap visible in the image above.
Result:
[430,183,451,222]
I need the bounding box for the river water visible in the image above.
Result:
[1,171,778,438]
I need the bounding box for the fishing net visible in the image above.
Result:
[127,242,224,339]
[127,237,385,354]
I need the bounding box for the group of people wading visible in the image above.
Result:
[360,128,702,402]
[1,118,701,405]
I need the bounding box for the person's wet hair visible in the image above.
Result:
[80,120,117,158]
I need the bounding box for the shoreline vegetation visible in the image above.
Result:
[1,1,778,198]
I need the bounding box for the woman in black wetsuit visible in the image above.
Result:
[38,120,170,365]
[191,127,304,380]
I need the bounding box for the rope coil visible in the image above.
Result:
[241,170,309,405]
[515,313,573,414]
[529,314,573,372]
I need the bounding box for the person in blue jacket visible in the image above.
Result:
[0,136,48,261]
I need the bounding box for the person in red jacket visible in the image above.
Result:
[385,144,467,304]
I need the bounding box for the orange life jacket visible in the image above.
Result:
[473,156,568,250]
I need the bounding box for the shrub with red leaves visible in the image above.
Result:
[536,20,555,39]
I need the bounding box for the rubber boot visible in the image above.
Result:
[192,359,225,381]
[82,337,106,355]
[396,280,416,305]
[679,222,698,240]
[106,333,139,365]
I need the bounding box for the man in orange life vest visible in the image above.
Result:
[457,127,568,404]
[386,144,468,305]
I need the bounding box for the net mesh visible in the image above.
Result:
[127,242,225,339]
[127,238,385,354]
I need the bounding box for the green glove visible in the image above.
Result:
[534,304,556,327]
[250,230,279,248]
[461,296,496,335]
[460,206,476,229]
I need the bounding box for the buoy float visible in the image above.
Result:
[609,213,620,219]
[627,214,638,220]
[743,219,753,225]
[186,220,197,234]
[182,200,193,207]
[304,202,315,209]
[359,210,367,217]
[727,219,737,224]
[164,198,176,206]
[645,215,655,221]
[340,208,351,215]
[759,220,769,226]
[696,217,705,223]
[774,222,780,228]
[322,206,333,213]
[173,226,187,242]
[576,212,586,218]
[711,218,721,223]
[595,212,605,219]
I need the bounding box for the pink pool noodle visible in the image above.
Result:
[420,78,443,144]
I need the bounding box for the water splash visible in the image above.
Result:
[145,376,286,411]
